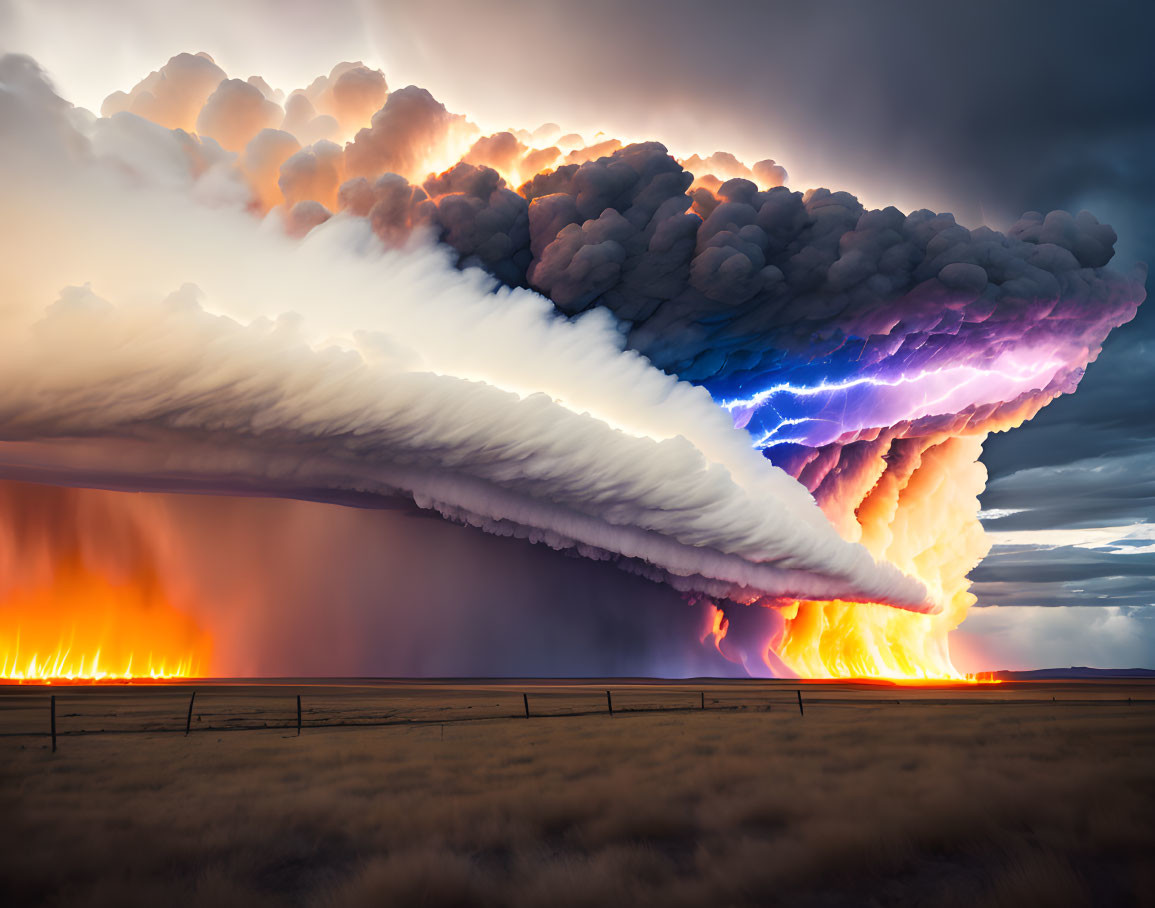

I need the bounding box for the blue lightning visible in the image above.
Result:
[719,358,1066,450]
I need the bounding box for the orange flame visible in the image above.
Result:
[700,603,730,656]
[1,558,208,682]
[744,433,993,681]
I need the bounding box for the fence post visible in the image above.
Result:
[796,689,804,717]
[185,690,196,736]
[50,694,56,753]
[606,690,613,716]
[700,691,705,710]
[297,694,302,736]
[523,693,530,719]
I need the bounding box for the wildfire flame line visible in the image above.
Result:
[0,511,211,683]
[0,636,201,682]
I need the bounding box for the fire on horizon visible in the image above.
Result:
[0,50,1144,683]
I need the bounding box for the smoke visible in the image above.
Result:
[0,54,929,621]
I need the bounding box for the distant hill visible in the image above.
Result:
[993,667,1155,680]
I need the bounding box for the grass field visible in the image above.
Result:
[2,679,1153,907]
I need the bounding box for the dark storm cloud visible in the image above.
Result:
[976,450,1155,611]
[973,550,1155,586]
[364,0,1153,477]
[971,573,1155,610]
[981,452,1155,532]
[523,150,1139,388]
[333,142,1142,397]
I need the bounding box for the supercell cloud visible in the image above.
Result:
[0,49,1144,679]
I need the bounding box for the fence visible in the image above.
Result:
[1,680,1149,750]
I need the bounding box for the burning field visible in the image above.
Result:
[2,679,1154,907]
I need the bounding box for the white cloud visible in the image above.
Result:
[984,522,1155,552]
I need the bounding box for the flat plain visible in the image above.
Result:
[2,679,1153,907]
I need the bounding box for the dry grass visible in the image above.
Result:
[1,681,1153,907]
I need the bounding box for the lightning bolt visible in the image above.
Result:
[724,358,1067,449]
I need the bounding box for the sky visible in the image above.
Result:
[1,0,1153,671]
